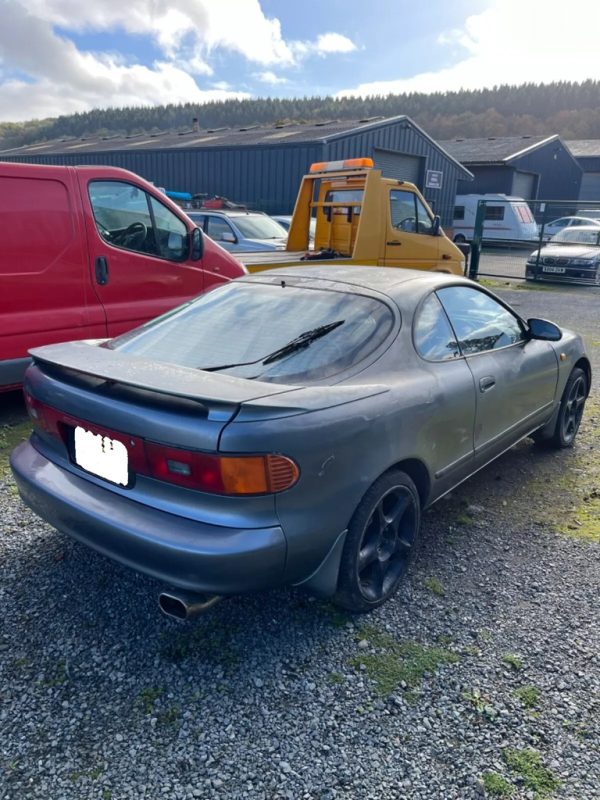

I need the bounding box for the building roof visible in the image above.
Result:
[439,135,559,164]
[566,140,600,158]
[0,115,472,177]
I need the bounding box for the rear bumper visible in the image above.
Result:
[10,441,287,594]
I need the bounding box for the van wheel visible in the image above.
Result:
[453,234,466,244]
[334,470,421,613]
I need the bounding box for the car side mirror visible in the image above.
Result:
[190,227,203,261]
[431,215,441,236]
[527,317,562,341]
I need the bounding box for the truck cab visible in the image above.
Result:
[243,158,464,275]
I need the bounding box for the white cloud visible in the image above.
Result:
[0,0,357,121]
[254,70,289,85]
[336,0,600,97]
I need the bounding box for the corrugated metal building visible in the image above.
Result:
[566,140,600,201]
[0,116,472,226]
[440,135,582,201]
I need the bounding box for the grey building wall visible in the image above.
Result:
[457,166,514,196]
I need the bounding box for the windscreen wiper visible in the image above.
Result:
[199,320,345,372]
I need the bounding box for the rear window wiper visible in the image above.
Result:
[199,320,345,372]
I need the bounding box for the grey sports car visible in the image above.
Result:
[11,267,591,617]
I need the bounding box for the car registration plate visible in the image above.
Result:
[74,426,129,486]
[543,266,566,274]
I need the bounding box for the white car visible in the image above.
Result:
[272,215,317,244]
[542,216,600,241]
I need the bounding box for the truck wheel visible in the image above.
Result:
[334,470,421,613]
[453,234,466,244]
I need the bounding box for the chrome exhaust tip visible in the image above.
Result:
[158,591,222,620]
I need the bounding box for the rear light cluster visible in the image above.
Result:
[24,392,299,496]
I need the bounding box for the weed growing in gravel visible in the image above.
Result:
[424,577,445,596]
[456,511,475,526]
[102,790,112,799]
[350,626,459,696]
[327,672,344,685]
[462,688,497,719]
[479,629,493,642]
[482,771,513,797]
[502,653,524,671]
[137,686,164,714]
[156,705,181,727]
[319,602,351,628]
[502,748,560,798]
[0,421,31,478]
[40,659,69,688]
[513,685,541,709]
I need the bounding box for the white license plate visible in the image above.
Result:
[543,266,566,274]
[74,426,129,486]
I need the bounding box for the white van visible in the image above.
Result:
[452,194,539,243]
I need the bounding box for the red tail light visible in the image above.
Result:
[24,393,299,495]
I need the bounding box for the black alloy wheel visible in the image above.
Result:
[335,470,421,612]
[555,367,587,447]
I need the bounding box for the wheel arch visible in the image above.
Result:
[384,458,431,509]
[574,357,592,396]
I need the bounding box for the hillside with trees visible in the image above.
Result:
[1,81,599,149]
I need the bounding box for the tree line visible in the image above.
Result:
[1,81,599,149]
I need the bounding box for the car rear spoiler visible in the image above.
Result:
[28,341,389,418]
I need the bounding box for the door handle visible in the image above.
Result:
[479,376,496,393]
[386,241,402,246]
[95,256,109,285]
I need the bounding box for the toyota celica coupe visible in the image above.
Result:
[11,267,591,617]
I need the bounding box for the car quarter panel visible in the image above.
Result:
[219,361,477,586]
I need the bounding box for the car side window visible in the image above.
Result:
[206,217,235,242]
[88,181,159,256]
[437,286,525,355]
[414,294,460,360]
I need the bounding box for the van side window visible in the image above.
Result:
[89,181,188,261]
[484,206,505,221]
[390,190,434,234]
[454,206,465,220]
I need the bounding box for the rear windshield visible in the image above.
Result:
[107,282,394,384]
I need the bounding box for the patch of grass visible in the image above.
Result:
[69,765,104,782]
[513,685,541,709]
[424,577,445,596]
[0,421,31,478]
[462,688,497,718]
[160,622,239,667]
[477,278,558,293]
[14,656,33,668]
[482,771,513,797]
[102,790,113,800]
[456,511,475,526]
[502,653,524,671]
[137,686,164,714]
[503,748,560,799]
[327,671,344,685]
[350,626,459,696]
[319,602,351,628]
[479,629,493,642]
[156,705,181,727]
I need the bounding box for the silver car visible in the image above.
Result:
[187,210,287,252]
[11,267,591,617]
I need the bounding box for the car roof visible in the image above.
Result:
[189,209,265,218]
[239,265,470,294]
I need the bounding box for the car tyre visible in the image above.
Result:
[453,234,466,244]
[334,470,421,613]
[534,367,587,448]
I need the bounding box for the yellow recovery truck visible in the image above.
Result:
[242,157,465,276]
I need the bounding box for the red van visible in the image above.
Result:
[0,162,245,391]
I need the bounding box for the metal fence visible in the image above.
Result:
[462,199,600,285]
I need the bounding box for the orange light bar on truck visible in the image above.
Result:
[309,158,374,173]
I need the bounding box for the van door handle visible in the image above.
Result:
[479,376,496,393]
[95,256,109,285]
[386,241,402,246]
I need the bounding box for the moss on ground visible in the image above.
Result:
[482,771,514,797]
[502,748,560,798]
[0,421,31,478]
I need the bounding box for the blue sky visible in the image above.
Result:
[0,0,598,123]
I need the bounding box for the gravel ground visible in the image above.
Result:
[1,283,598,800]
